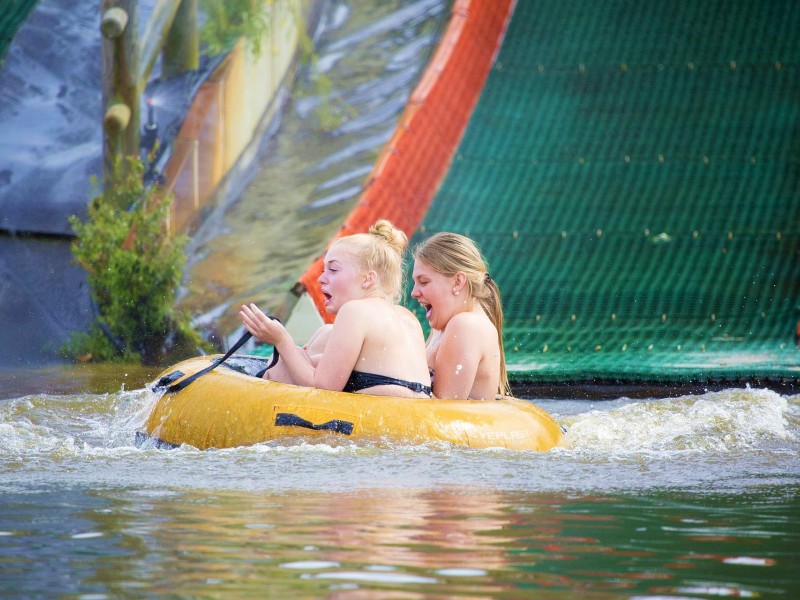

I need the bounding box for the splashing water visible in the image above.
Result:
[564,387,791,453]
[2,384,797,495]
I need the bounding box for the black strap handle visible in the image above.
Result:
[163,330,253,394]
[275,412,354,436]
[161,316,282,394]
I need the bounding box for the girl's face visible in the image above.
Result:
[410,259,459,330]
[318,242,364,315]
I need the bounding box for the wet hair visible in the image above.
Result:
[334,220,408,303]
[413,232,509,396]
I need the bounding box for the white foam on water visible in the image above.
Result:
[280,560,340,570]
[436,568,488,577]
[2,388,798,495]
[563,387,791,454]
[722,556,775,566]
[310,570,438,584]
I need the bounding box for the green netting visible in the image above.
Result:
[0,0,38,60]
[410,0,800,387]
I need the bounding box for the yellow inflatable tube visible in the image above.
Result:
[142,356,567,451]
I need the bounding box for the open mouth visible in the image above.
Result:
[322,291,332,305]
[421,303,432,319]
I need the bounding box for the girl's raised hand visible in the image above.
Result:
[239,304,290,347]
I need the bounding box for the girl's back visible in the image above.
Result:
[334,298,430,397]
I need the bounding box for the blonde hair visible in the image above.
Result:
[335,220,408,303]
[413,232,510,396]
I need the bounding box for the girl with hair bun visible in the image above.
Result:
[240,220,432,397]
[411,232,509,399]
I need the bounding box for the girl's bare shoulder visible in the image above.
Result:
[392,303,418,318]
[446,310,493,334]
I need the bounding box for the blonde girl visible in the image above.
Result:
[241,220,431,397]
[411,232,509,399]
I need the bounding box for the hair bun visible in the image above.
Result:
[368,219,407,253]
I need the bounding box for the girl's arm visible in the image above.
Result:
[311,302,367,391]
[239,304,316,388]
[431,316,483,400]
[240,302,366,391]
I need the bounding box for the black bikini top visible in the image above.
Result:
[343,370,432,396]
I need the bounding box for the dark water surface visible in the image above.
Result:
[1,386,798,598]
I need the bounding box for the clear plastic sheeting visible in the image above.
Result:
[0,0,102,235]
[0,0,203,235]
[0,0,214,367]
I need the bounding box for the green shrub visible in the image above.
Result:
[199,0,345,128]
[66,155,208,365]
[200,0,272,56]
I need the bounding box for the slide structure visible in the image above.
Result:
[295,0,800,393]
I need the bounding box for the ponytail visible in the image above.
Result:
[480,275,510,397]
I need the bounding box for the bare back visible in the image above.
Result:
[315,298,431,397]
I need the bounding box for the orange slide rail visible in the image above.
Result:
[296,0,516,321]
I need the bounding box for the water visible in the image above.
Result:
[179,0,448,336]
[1,386,798,597]
[3,1,799,597]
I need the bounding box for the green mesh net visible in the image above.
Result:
[410,0,800,390]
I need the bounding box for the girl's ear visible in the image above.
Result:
[363,269,378,289]
[453,271,467,293]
